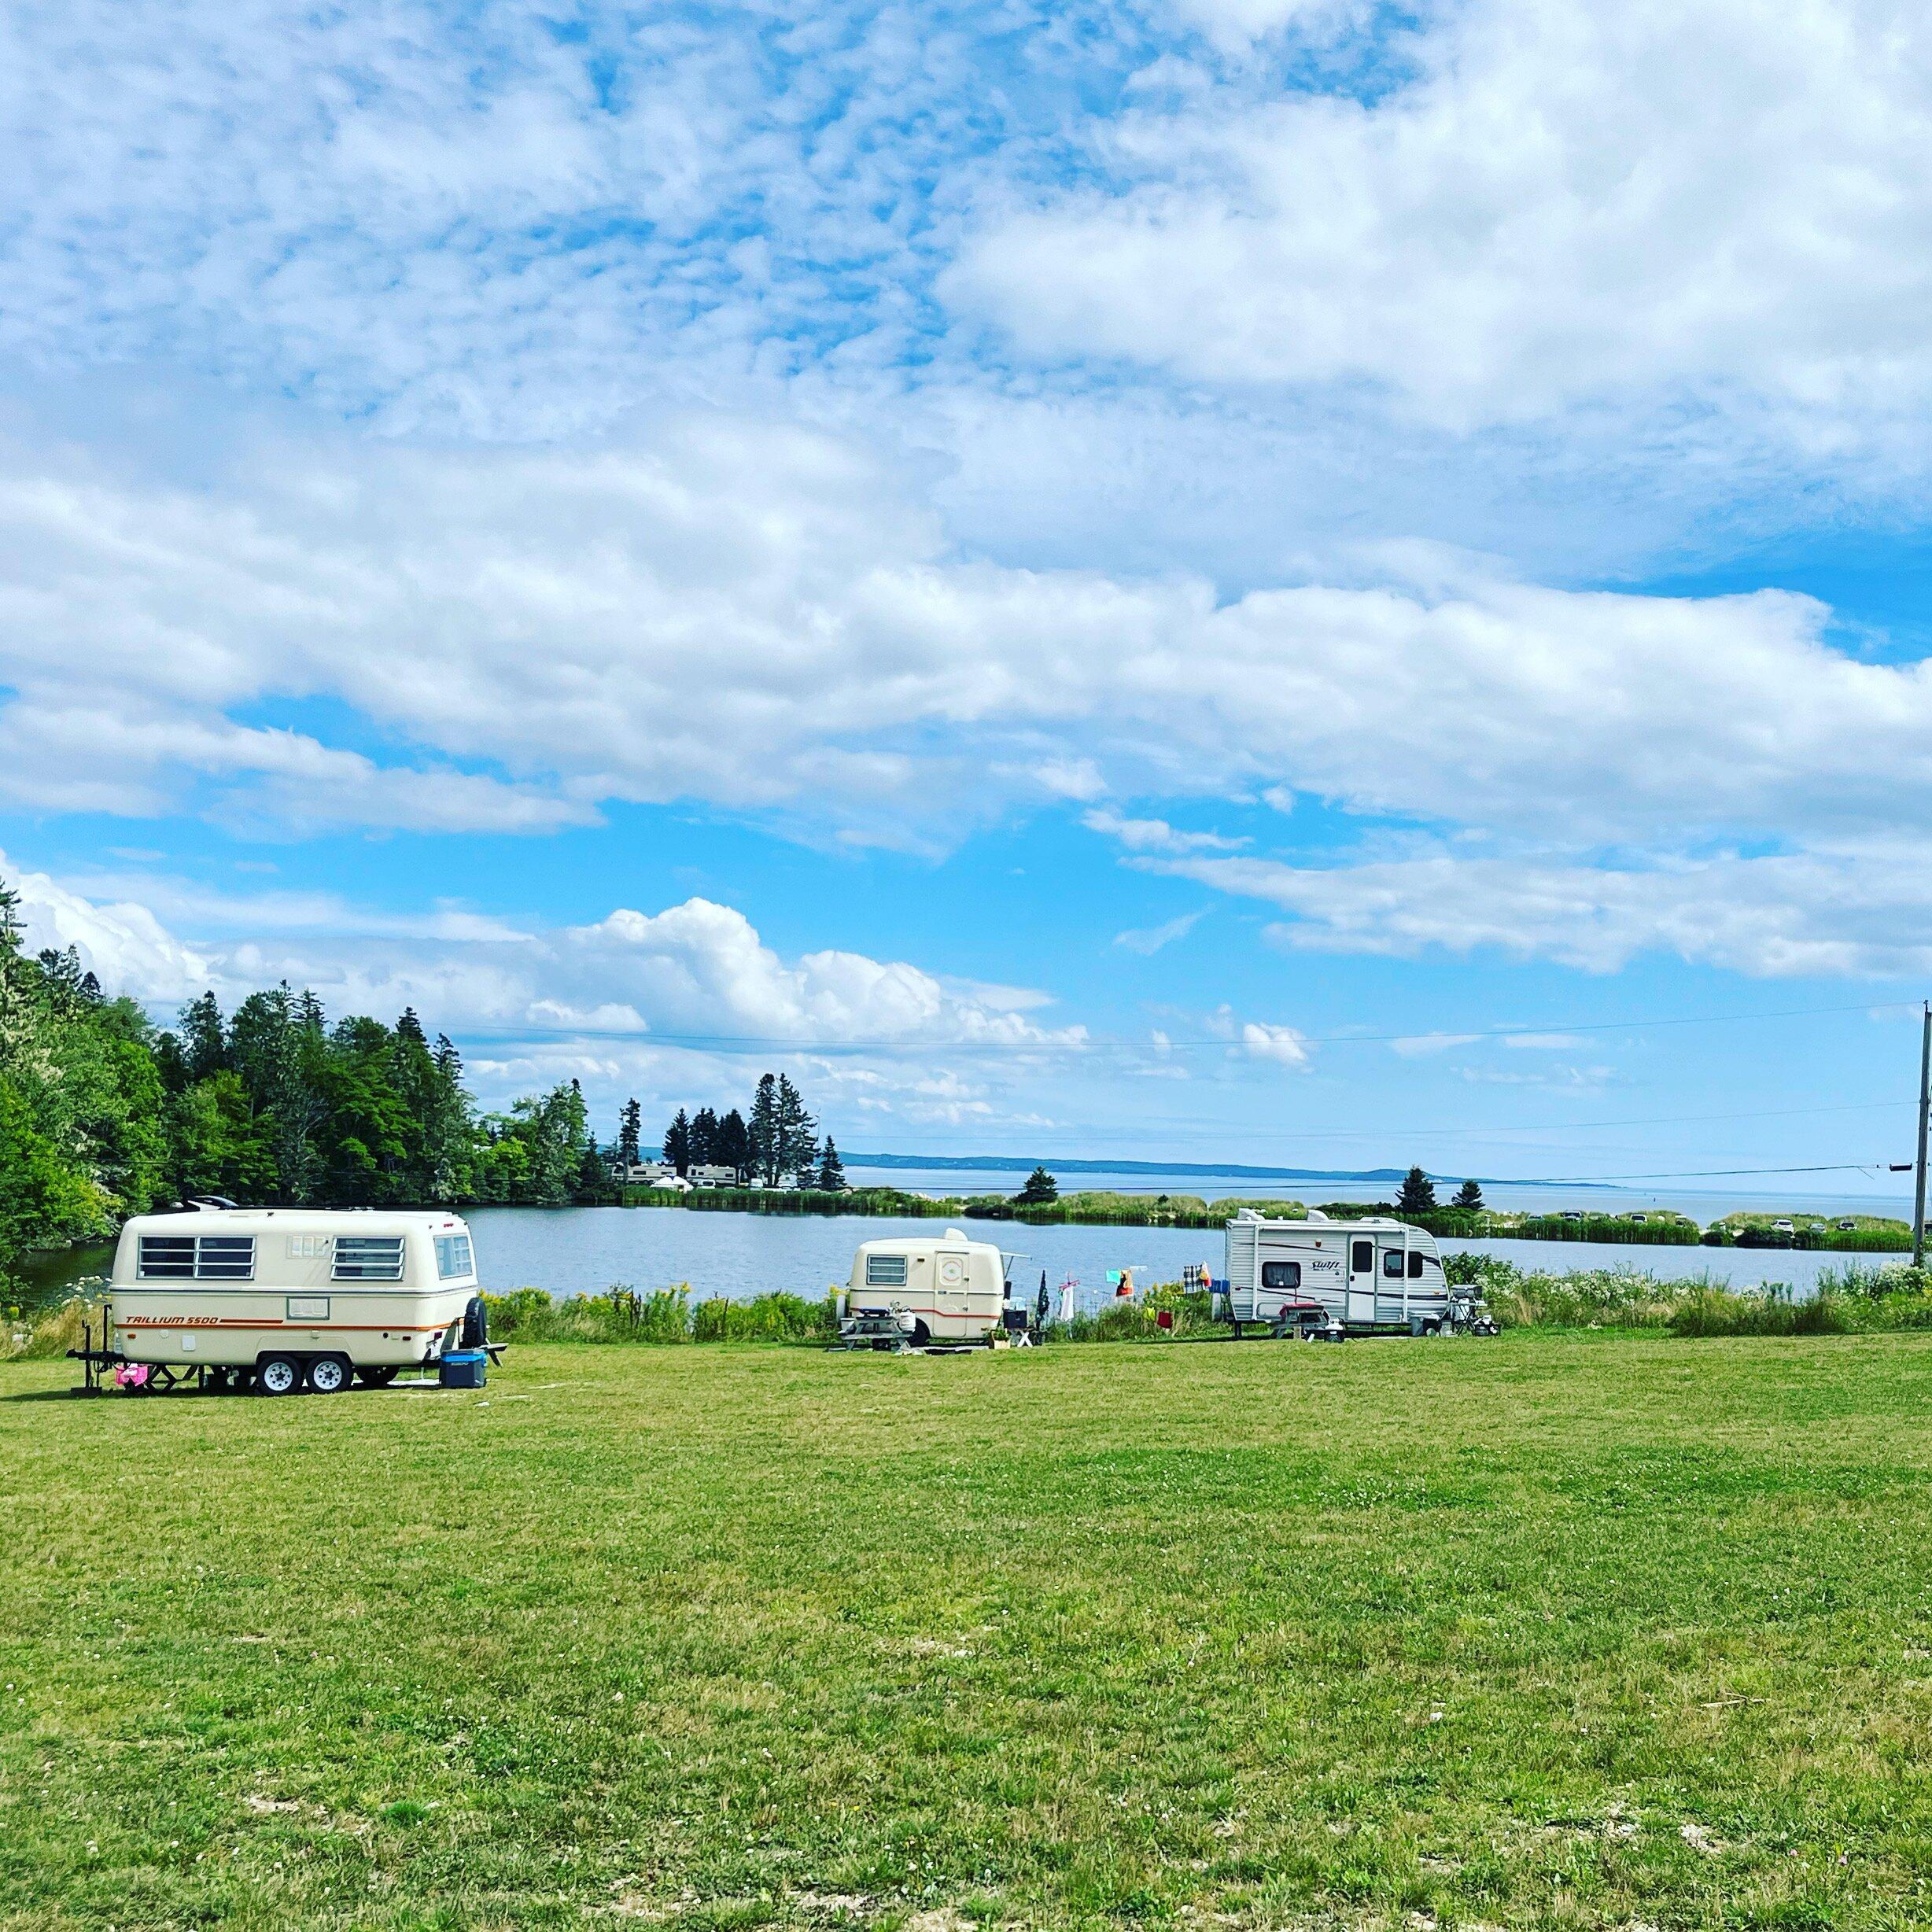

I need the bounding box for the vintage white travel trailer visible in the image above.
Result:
[108,1208,483,1393]
[1223,1210,1452,1333]
[842,1227,1012,1345]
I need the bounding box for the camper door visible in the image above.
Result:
[935,1248,975,1322]
[1347,1237,1378,1324]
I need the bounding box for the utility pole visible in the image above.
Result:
[1915,1001,1930,1269]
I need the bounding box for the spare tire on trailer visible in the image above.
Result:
[460,1296,489,1350]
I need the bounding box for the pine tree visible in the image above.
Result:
[1396,1166,1438,1215]
[717,1108,751,1182]
[664,1107,692,1176]
[690,1106,719,1169]
[1452,1178,1484,1211]
[748,1075,780,1184]
[617,1098,642,1169]
[775,1074,817,1184]
[179,992,227,1082]
[815,1138,846,1191]
[1016,1164,1058,1205]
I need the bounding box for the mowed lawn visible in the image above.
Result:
[6,1337,1932,1930]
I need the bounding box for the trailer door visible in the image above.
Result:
[1348,1238,1378,1324]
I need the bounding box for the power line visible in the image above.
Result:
[406,995,1925,1057]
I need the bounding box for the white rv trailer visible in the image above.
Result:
[843,1228,1012,1345]
[108,1207,482,1393]
[1223,1210,1451,1333]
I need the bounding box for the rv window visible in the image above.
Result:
[332,1236,406,1281]
[136,1234,255,1281]
[435,1233,474,1281]
[1383,1249,1406,1279]
[1408,1252,1427,1279]
[1260,1261,1301,1290]
[1351,1240,1372,1273]
[865,1253,909,1287]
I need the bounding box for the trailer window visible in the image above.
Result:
[1260,1261,1302,1290]
[1351,1240,1372,1273]
[1383,1249,1406,1279]
[435,1233,474,1281]
[865,1253,909,1287]
[136,1234,255,1281]
[332,1236,405,1281]
[1408,1252,1429,1279]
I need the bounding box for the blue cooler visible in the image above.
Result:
[439,1348,487,1389]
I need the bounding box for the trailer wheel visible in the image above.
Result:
[256,1355,300,1396]
[910,1320,931,1349]
[356,1366,399,1388]
[305,1355,349,1395]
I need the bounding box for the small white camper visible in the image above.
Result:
[108,1207,483,1393]
[843,1228,1012,1345]
[1223,1210,1451,1333]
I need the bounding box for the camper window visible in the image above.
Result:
[435,1233,474,1280]
[1351,1240,1373,1272]
[1407,1252,1428,1279]
[865,1253,909,1287]
[1260,1261,1302,1290]
[137,1234,256,1281]
[1382,1250,1406,1279]
[332,1236,406,1281]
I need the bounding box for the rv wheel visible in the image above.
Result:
[305,1355,349,1395]
[256,1355,300,1396]
[910,1321,931,1349]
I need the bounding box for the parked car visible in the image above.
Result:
[1772,1219,1796,1234]
[1836,1219,1858,1232]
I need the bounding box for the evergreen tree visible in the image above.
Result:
[1396,1167,1438,1215]
[690,1106,719,1169]
[1452,1178,1484,1211]
[815,1138,846,1191]
[179,991,227,1082]
[748,1075,780,1183]
[717,1108,751,1182]
[577,1134,607,1200]
[664,1106,692,1175]
[1016,1165,1059,1205]
[617,1097,642,1168]
[775,1074,817,1184]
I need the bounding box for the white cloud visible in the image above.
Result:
[1126,839,1932,979]
[8,418,1928,852]
[955,0,1932,431]
[1241,1019,1310,1067]
[4,850,214,1001]
[1114,909,1206,954]
[1391,1031,1478,1056]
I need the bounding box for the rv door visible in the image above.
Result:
[1347,1237,1378,1325]
[936,1248,974,1322]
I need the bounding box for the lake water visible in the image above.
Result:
[20,1204,1895,1318]
[463,1205,1879,1311]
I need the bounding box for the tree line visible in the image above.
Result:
[629,1073,847,1190]
[0,876,607,1288]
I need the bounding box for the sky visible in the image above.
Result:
[3,0,1932,1188]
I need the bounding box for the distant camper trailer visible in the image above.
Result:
[109,1208,483,1393]
[845,1228,1011,1346]
[1223,1210,1451,1333]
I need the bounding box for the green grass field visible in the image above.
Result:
[7,1335,1932,1930]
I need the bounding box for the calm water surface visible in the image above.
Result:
[465,1205,1878,1312]
[20,1205,1893,1315]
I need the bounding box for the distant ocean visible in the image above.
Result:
[842,1164,1911,1224]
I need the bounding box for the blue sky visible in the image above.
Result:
[3,0,1931,1187]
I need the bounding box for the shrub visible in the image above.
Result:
[1669,1287,1851,1338]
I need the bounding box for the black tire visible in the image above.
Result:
[256,1354,300,1396]
[356,1366,399,1388]
[910,1320,931,1349]
[305,1355,350,1395]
